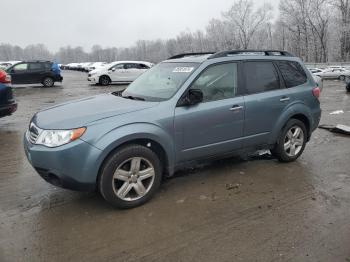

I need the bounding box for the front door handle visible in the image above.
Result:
[230,105,244,111]
[280,97,290,102]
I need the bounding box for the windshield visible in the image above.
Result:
[122,62,199,101]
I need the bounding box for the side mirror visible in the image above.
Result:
[178,89,203,106]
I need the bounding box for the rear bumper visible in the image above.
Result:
[311,108,322,132]
[53,75,63,82]
[0,101,17,117]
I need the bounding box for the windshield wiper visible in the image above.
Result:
[121,95,145,101]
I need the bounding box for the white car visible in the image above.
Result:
[0,61,22,70]
[82,62,93,72]
[66,63,80,70]
[308,68,324,74]
[87,61,153,85]
[87,62,108,72]
[315,68,350,80]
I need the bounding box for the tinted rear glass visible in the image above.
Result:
[244,61,280,94]
[29,63,44,70]
[277,61,307,88]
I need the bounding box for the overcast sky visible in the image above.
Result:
[3,0,279,52]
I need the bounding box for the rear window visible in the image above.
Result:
[244,61,280,94]
[277,61,307,88]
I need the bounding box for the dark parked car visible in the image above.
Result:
[24,50,321,208]
[0,70,17,118]
[346,76,350,92]
[6,61,63,87]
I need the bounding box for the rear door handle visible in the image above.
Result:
[280,97,290,102]
[230,105,244,111]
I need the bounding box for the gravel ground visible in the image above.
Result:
[0,71,349,262]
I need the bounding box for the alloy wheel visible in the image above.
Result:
[44,78,53,87]
[283,126,304,157]
[112,157,155,201]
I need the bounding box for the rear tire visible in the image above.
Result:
[339,75,345,81]
[272,119,307,162]
[346,82,350,93]
[98,145,162,209]
[99,75,111,86]
[42,77,54,87]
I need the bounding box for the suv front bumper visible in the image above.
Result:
[87,76,98,84]
[23,133,102,191]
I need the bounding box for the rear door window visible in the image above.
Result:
[29,63,44,71]
[125,63,139,69]
[277,61,307,88]
[244,61,280,94]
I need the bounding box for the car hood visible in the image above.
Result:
[32,93,159,129]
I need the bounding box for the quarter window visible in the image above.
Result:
[190,63,238,102]
[277,61,307,88]
[244,61,280,94]
[138,64,150,69]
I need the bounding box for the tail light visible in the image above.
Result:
[312,87,320,99]
[0,70,11,84]
[5,74,11,83]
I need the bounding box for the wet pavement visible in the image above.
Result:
[0,71,349,262]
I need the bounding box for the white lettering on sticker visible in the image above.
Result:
[173,67,194,73]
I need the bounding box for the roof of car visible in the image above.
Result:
[21,60,52,63]
[110,61,153,65]
[164,50,299,64]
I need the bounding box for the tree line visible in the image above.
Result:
[1,0,349,64]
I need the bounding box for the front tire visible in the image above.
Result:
[42,77,54,87]
[98,145,162,209]
[272,119,307,162]
[339,75,345,81]
[99,75,111,86]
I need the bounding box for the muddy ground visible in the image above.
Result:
[0,71,349,262]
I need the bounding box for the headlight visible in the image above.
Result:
[36,127,86,147]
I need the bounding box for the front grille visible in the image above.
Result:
[27,123,42,144]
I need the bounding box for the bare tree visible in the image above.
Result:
[223,0,273,49]
[333,0,350,61]
[307,0,330,62]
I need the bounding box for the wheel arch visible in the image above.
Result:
[93,124,175,184]
[99,74,111,83]
[270,105,313,145]
[97,138,169,183]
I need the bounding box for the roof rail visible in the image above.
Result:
[168,52,215,60]
[25,60,51,63]
[208,50,294,59]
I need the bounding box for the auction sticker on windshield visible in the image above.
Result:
[173,67,194,73]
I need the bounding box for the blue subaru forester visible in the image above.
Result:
[24,50,321,208]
